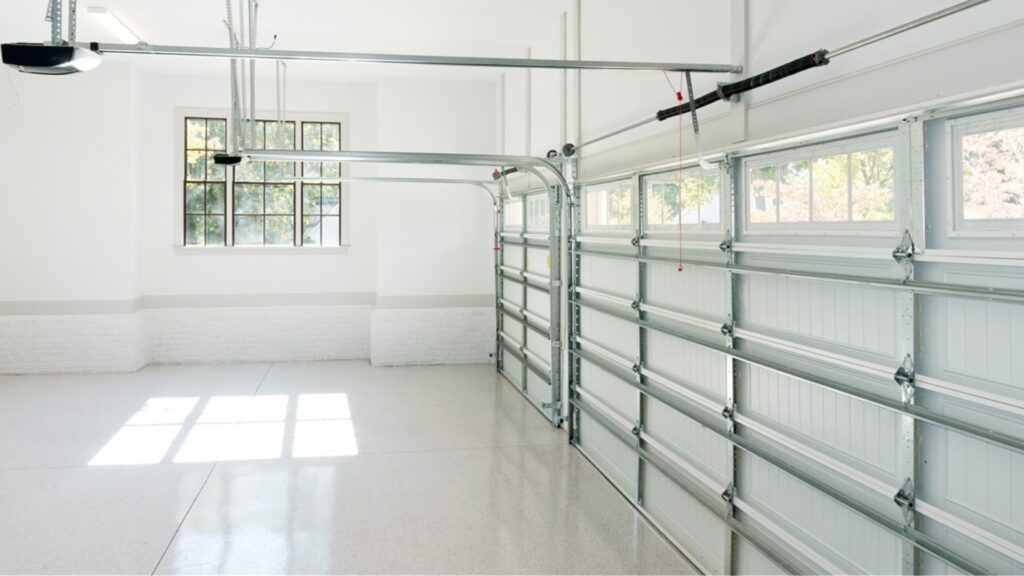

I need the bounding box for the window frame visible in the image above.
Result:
[946,105,1024,238]
[739,131,904,237]
[581,176,636,232]
[640,163,726,237]
[174,108,350,250]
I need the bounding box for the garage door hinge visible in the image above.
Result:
[894,354,916,404]
[720,318,735,338]
[893,477,916,526]
[721,483,735,504]
[719,235,733,253]
[892,230,917,279]
[631,421,644,436]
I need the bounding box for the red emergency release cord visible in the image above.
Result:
[662,72,685,272]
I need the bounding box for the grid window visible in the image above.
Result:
[960,123,1024,221]
[184,118,227,246]
[300,122,342,246]
[584,179,633,228]
[181,114,346,248]
[747,145,894,225]
[233,120,297,246]
[644,167,720,228]
[526,194,549,230]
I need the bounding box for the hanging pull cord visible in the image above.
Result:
[663,72,685,272]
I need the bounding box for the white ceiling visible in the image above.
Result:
[0,0,576,80]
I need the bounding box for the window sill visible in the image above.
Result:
[173,245,351,255]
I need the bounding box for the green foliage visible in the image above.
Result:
[645,169,718,226]
[962,126,1024,220]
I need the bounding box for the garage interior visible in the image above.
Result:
[1,0,1023,574]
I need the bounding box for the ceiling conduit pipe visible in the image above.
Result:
[565,0,992,155]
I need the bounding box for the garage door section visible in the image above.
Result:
[567,109,1024,575]
[496,189,562,425]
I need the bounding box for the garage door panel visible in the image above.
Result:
[502,280,524,307]
[525,286,549,319]
[739,452,902,575]
[525,370,552,408]
[645,330,727,401]
[580,254,637,299]
[503,248,524,269]
[644,464,729,574]
[502,315,524,340]
[920,270,1024,393]
[645,397,729,484]
[918,517,1024,576]
[918,398,1024,539]
[741,363,900,480]
[500,350,523,389]
[579,411,638,498]
[525,329,551,368]
[739,274,899,360]
[579,360,636,422]
[580,307,639,359]
[733,534,789,575]
[646,263,728,319]
[526,246,550,276]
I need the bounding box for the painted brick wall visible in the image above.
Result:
[145,306,372,365]
[0,305,495,373]
[0,314,146,374]
[370,307,496,367]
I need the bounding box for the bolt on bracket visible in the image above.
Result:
[719,235,733,253]
[892,229,917,279]
[721,483,736,504]
[721,318,735,338]
[893,477,916,527]
[894,354,916,404]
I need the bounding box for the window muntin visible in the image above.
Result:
[300,122,343,246]
[643,166,720,229]
[182,114,346,248]
[746,142,895,227]
[184,118,227,246]
[526,194,549,231]
[958,121,1024,221]
[232,120,297,246]
[583,178,633,228]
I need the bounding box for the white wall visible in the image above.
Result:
[0,63,140,302]
[504,0,1024,180]
[375,78,498,299]
[0,63,501,372]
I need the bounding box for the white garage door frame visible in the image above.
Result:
[564,92,1024,574]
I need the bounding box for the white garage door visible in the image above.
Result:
[567,98,1024,574]
[497,189,562,425]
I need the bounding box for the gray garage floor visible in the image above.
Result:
[0,361,697,574]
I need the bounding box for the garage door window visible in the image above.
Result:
[745,135,897,231]
[951,108,1024,231]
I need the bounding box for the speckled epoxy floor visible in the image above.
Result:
[0,361,696,574]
